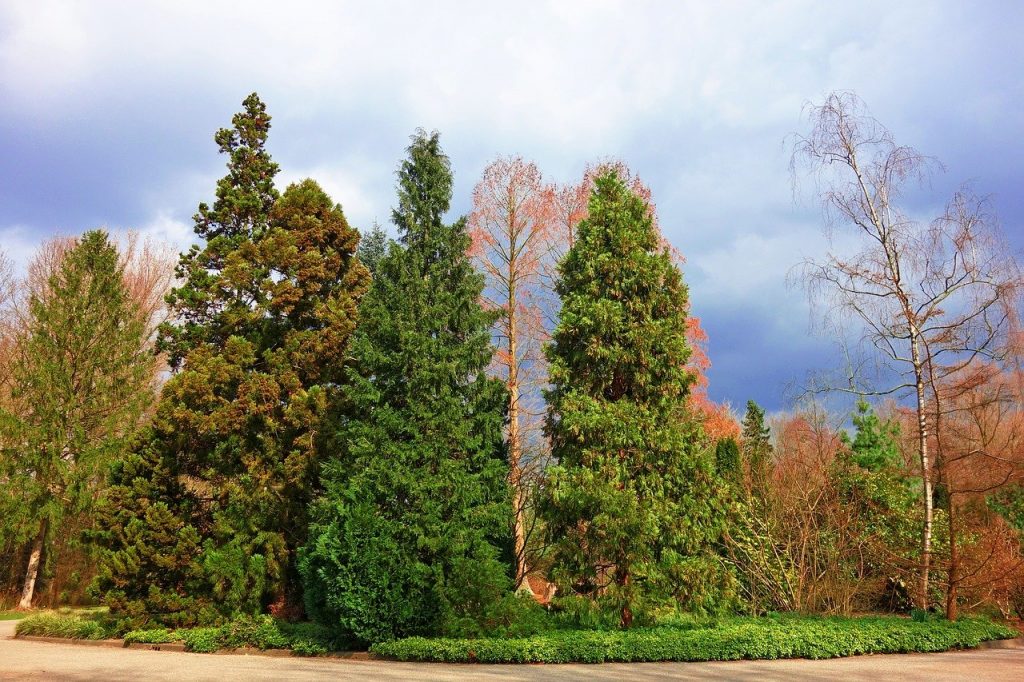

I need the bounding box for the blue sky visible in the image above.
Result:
[1,0,1022,412]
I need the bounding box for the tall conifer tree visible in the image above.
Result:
[92,95,369,623]
[542,171,731,627]
[300,131,511,644]
[0,231,150,608]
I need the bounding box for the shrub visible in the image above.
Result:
[123,628,179,645]
[15,613,110,640]
[371,615,1017,663]
[219,614,288,650]
[180,627,221,653]
[290,639,328,656]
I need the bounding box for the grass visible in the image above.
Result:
[371,614,1019,663]
[0,611,27,620]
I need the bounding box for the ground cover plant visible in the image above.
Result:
[371,614,1017,663]
[16,611,341,656]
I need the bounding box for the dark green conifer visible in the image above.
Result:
[300,131,510,644]
[541,171,731,627]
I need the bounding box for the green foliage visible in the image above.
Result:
[180,627,222,653]
[0,230,151,603]
[218,614,290,649]
[989,483,1024,533]
[541,170,732,626]
[371,615,1016,663]
[356,221,391,276]
[841,401,902,472]
[300,130,511,645]
[92,94,369,624]
[715,437,742,484]
[16,612,111,640]
[129,617,341,654]
[123,628,178,644]
[741,400,772,490]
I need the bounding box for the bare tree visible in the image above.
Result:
[468,156,555,589]
[930,364,1024,619]
[793,91,1023,612]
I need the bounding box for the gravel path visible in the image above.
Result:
[2,619,1022,681]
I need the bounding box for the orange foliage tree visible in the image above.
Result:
[468,156,556,588]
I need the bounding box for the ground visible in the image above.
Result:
[1,619,1022,681]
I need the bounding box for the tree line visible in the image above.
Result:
[1,91,1022,639]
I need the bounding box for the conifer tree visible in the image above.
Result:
[741,400,772,493]
[356,221,391,276]
[715,437,743,485]
[0,231,150,608]
[92,95,369,623]
[300,131,511,644]
[542,171,731,627]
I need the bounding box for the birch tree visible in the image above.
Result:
[794,91,1023,611]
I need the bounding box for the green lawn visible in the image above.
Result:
[0,611,27,621]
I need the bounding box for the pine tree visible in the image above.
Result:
[0,231,151,608]
[91,95,369,623]
[842,400,902,472]
[300,130,511,644]
[541,171,731,627]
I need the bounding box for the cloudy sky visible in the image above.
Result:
[1,0,1022,412]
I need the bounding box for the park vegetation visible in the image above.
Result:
[1,91,1022,662]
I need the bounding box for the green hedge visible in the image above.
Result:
[371,616,1018,663]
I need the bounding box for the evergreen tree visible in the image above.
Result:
[91,95,369,624]
[715,437,743,485]
[356,220,391,276]
[541,171,731,628]
[841,400,902,472]
[300,131,511,644]
[0,231,150,607]
[741,400,772,493]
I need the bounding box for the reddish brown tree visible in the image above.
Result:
[468,156,555,588]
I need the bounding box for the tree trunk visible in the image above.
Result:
[618,566,633,628]
[507,279,528,589]
[911,336,933,611]
[19,520,47,609]
[946,493,959,620]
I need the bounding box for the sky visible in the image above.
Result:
[1,0,1022,413]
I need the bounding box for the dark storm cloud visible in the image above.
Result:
[1,0,1021,411]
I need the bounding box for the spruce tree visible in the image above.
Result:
[542,171,731,627]
[91,95,369,623]
[300,131,511,644]
[0,231,150,608]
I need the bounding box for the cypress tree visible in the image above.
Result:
[91,95,369,623]
[300,130,511,644]
[542,171,731,628]
[741,400,772,494]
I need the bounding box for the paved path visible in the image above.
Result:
[2,619,1022,681]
